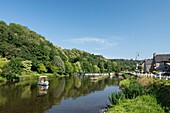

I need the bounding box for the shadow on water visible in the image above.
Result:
[0,76,120,113]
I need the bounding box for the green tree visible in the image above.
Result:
[65,61,74,74]
[37,63,47,73]
[73,61,82,73]
[93,65,100,73]
[51,65,58,74]
[21,60,32,74]
[52,56,65,74]
[2,58,23,80]
[98,62,105,73]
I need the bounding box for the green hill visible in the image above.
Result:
[0,20,137,80]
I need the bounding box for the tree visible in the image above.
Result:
[52,56,65,74]
[2,58,23,80]
[73,61,82,73]
[0,56,9,73]
[65,61,74,74]
[81,60,93,73]
[98,62,105,73]
[51,65,58,74]
[93,65,100,73]
[21,60,32,74]
[37,63,47,73]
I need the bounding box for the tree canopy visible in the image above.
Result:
[0,20,138,79]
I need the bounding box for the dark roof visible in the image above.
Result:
[155,54,170,62]
[141,59,153,65]
[145,59,153,65]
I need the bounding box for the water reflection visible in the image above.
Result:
[38,85,49,95]
[0,77,119,113]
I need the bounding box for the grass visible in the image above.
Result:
[107,77,170,113]
[119,79,131,87]
[122,73,134,79]
[107,95,165,113]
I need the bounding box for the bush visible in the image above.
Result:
[123,81,145,99]
[122,73,132,79]
[107,95,165,113]
[119,79,131,87]
[138,77,155,86]
[109,91,125,106]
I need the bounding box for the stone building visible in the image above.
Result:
[141,53,170,73]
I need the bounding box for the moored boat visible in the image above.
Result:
[37,76,49,86]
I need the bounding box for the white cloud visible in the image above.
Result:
[70,37,118,47]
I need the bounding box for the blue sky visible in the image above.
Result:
[1,0,170,59]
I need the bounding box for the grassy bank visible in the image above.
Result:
[107,77,170,113]
[107,95,165,113]
[0,72,66,85]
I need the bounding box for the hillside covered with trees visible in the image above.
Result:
[0,20,138,80]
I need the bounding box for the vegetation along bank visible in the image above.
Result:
[107,76,170,113]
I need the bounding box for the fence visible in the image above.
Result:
[137,73,170,80]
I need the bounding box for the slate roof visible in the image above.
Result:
[154,54,170,63]
[141,59,153,65]
[145,59,153,65]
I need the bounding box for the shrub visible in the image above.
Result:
[152,71,159,75]
[122,73,132,79]
[109,91,125,106]
[119,79,131,87]
[107,95,165,113]
[123,81,145,99]
[138,77,154,86]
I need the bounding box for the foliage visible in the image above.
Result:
[145,79,170,112]
[111,59,140,71]
[109,91,125,106]
[138,77,154,86]
[122,73,133,79]
[65,61,74,74]
[51,65,58,73]
[107,95,165,113]
[0,20,139,78]
[152,70,159,74]
[122,81,145,99]
[93,65,100,73]
[37,63,47,73]
[2,58,23,80]
[108,78,170,113]
[0,56,9,68]
[0,76,6,82]
[52,56,65,74]
[119,79,131,87]
[21,60,32,74]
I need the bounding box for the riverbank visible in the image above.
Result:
[0,72,66,85]
[19,72,65,81]
[106,76,170,113]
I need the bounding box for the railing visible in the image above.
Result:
[85,73,108,76]
[85,72,115,76]
[136,73,170,80]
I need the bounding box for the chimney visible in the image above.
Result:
[153,53,156,57]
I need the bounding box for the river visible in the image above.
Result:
[0,76,120,113]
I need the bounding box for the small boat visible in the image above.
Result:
[37,76,49,86]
